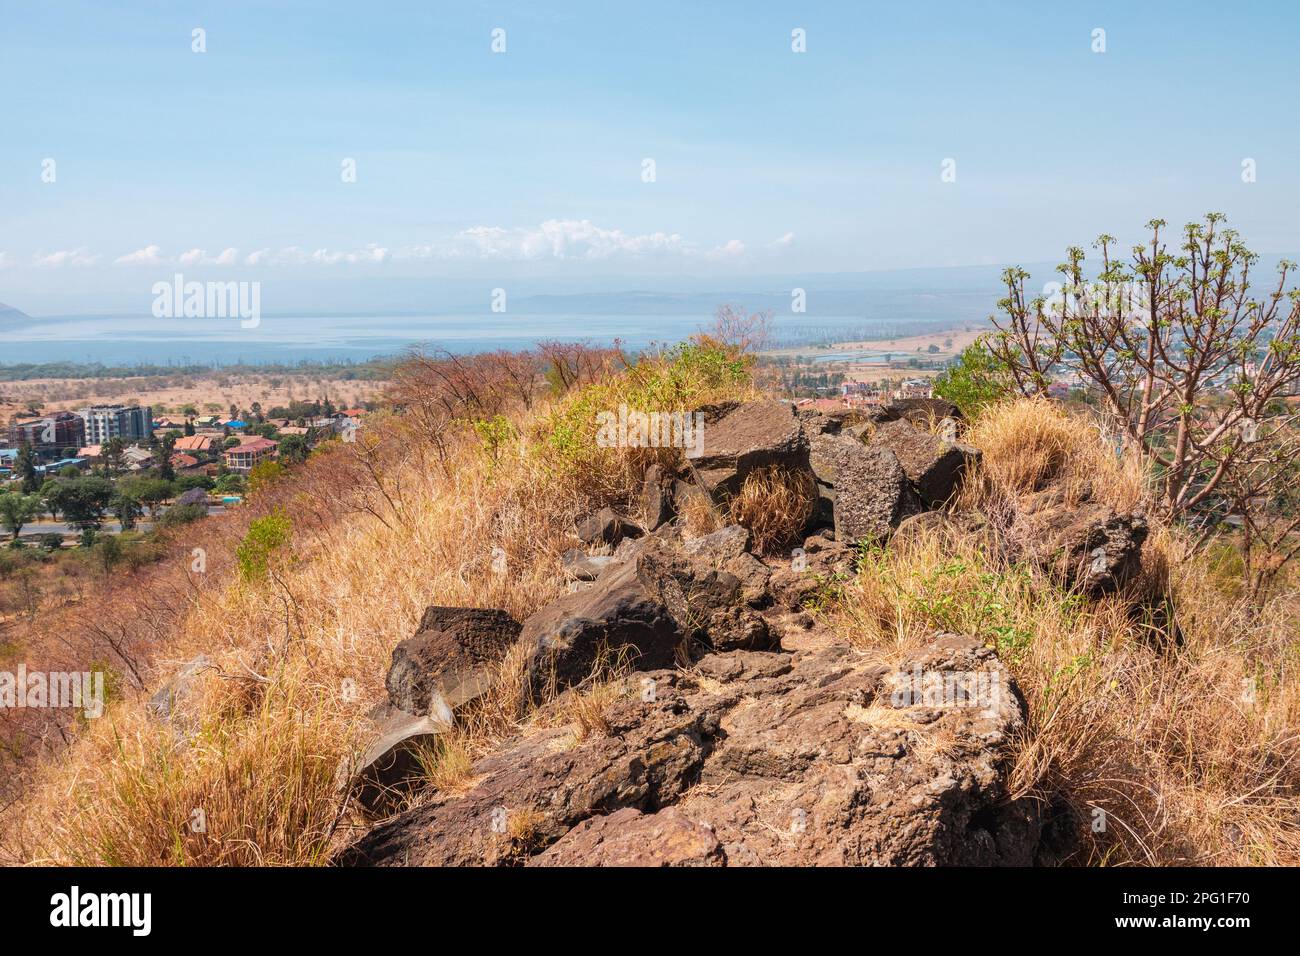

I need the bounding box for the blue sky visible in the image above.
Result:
[2,0,1298,312]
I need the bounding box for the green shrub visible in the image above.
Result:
[932,340,1013,416]
[236,510,293,582]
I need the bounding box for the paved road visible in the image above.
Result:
[13,504,227,540]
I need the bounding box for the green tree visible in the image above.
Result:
[45,476,114,532]
[236,510,292,582]
[277,433,310,465]
[16,444,39,494]
[111,492,143,531]
[932,340,1013,416]
[101,437,125,476]
[119,477,176,517]
[0,492,40,541]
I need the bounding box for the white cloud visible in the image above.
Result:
[9,225,781,272]
[114,244,167,266]
[701,239,746,260]
[34,248,100,268]
[177,247,241,267]
[446,219,689,261]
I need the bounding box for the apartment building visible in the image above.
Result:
[78,404,154,444]
[7,411,86,451]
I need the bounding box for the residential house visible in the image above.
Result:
[223,436,279,473]
[37,457,89,475]
[121,445,154,471]
[172,434,215,455]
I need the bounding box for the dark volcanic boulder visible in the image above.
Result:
[692,401,808,497]
[520,559,681,694]
[339,633,1065,867]
[576,507,644,547]
[681,524,751,563]
[1011,490,1148,596]
[337,673,716,866]
[351,704,448,812]
[808,432,919,544]
[387,607,522,717]
[884,397,963,426]
[636,532,773,653]
[867,418,980,507]
[638,464,675,531]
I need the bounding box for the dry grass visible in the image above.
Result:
[5,363,1298,868]
[680,486,724,537]
[0,342,755,866]
[823,397,1300,865]
[727,466,816,555]
[959,396,1148,513]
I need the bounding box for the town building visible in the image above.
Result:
[172,434,215,455]
[121,445,154,471]
[223,436,279,473]
[7,411,87,451]
[78,404,154,444]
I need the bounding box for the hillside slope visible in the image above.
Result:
[3,343,1297,866]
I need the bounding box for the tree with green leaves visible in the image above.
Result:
[277,433,310,465]
[101,437,125,476]
[988,213,1300,595]
[16,443,39,494]
[0,491,41,541]
[45,476,115,532]
[932,340,1013,415]
[111,492,143,531]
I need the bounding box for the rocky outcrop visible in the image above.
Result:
[529,807,725,867]
[808,432,919,544]
[386,607,521,717]
[638,464,674,530]
[1011,488,1148,596]
[520,558,682,695]
[691,400,808,498]
[339,632,1063,866]
[867,419,981,508]
[880,397,963,427]
[576,507,644,547]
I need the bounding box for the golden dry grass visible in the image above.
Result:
[823,398,1300,865]
[959,396,1148,513]
[4,363,1298,867]
[0,343,754,866]
[727,465,816,555]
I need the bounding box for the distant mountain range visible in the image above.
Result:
[0,301,34,330]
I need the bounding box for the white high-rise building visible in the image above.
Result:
[78,404,154,444]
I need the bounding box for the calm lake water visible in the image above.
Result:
[0,311,971,365]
